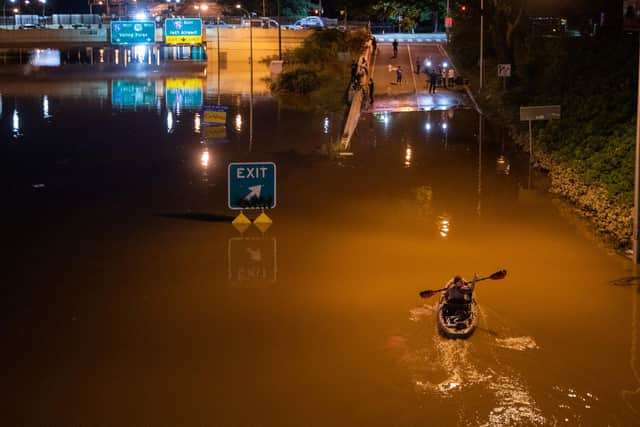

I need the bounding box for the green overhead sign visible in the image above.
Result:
[110,21,155,45]
[165,18,203,44]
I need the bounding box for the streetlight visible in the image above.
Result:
[236,3,253,149]
[38,0,45,17]
[193,3,208,17]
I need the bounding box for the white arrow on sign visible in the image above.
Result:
[244,185,262,200]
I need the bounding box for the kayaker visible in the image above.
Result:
[444,274,477,304]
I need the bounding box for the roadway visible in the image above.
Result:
[367,40,471,113]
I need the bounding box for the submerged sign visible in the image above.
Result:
[111,21,155,45]
[228,162,276,210]
[165,18,203,44]
[202,105,229,126]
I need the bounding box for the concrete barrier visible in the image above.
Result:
[0,28,107,46]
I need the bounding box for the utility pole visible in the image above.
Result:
[634,32,640,263]
[277,0,281,60]
[479,0,484,90]
[446,0,450,42]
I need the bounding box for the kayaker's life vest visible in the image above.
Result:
[445,278,475,302]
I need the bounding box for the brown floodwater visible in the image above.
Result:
[0,70,639,426]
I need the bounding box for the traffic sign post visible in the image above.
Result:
[498,64,511,91]
[520,105,561,165]
[202,105,229,142]
[228,162,276,210]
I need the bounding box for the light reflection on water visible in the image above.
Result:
[12,109,21,139]
[400,305,546,426]
[1,76,639,424]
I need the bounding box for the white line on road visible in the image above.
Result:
[407,45,418,94]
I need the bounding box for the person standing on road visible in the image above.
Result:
[396,65,403,85]
[415,57,421,74]
[392,39,398,58]
[371,36,377,55]
[448,67,456,88]
[428,69,438,94]
[368,78,374,105]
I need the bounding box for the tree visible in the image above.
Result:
[486,0,526,63]
[370,0,445,32]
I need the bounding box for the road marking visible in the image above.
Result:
[407,44,418,94]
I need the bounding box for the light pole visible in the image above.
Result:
[446,0,449,39]
[479,0,484,90]
[236,4,253,149]
[277,0,281,59]
[38,0,45,17]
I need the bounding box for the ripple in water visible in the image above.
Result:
[494,336,540,352]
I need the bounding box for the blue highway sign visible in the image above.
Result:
[228,162,276,210]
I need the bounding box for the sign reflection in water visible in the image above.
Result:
[111,80,157,109]
[228,237,277,287]
[165,78,203,110]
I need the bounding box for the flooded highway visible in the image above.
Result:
[1,66,640,426]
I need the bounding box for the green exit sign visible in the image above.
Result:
[110,21,155,45]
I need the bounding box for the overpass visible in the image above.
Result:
[0,27,312,60]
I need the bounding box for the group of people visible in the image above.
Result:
[350,56,375,106]
[425,64,456,94]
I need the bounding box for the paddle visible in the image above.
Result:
[419,269,507,299]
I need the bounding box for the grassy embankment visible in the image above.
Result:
[265,29,369,113]
[450,30,637,249]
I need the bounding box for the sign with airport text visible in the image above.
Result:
[110,21,155,45]
[165,18,203,44]
[228,162,276,210]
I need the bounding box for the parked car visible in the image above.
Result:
[240,17,280,28]
[294,16,324,29]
